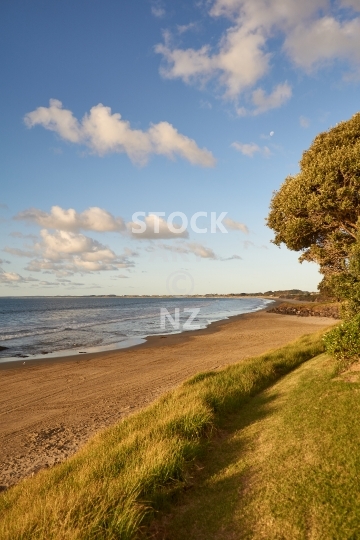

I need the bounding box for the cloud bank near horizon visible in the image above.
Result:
[3,205,248,283]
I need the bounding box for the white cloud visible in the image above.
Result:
[25,100,216,167]
[0,271,37,283]
[284,16,360,72]
[177,22,197,34]
[184,242,217,259]
[156,0,360,110]
[15,205,125,233]
[231,142,260,157]
[149,241,241,261]
[38,229,115,261]
[300,115,310,128]
[231,141,271,157]
[251,83,292,115]
[128,214,189,239]
[11,229,137,277]
[10,205,140,277]
[152,7,165,17]
[156,26,270,100]
[151,241,217,259]
[4,247,35,258]
[151,1,165,18]
[223,217,249,233]
[25,259,71,276]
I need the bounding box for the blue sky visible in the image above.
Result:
[1,0,360,295]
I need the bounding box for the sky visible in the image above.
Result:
[1,0,360,296]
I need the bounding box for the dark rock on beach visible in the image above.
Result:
[268,303,340,319]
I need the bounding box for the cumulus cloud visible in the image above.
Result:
[10,205,140,277]
[284,16,360,72]
[38,229,115,261]
[231,141,271,157]
[5,228,136,278]
[15,205,125,233]
[24,100,216,167]
[156,0,360,110]
[156,27,270,100]
[128,214,189,239]
[223,217,249,233]
[29,230,134,274]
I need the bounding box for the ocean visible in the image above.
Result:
[0,296,273,362]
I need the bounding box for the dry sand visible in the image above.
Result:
[0,310,336,489]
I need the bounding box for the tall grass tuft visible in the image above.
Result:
[0,332,325,539]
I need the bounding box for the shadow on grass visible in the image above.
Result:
[148,356,360,540]
[146,391,281,540]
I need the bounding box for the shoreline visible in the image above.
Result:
[0,308,336,489]
[0,298,277,370]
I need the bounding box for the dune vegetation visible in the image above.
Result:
[154,351,360,539]
[0,332,325,539]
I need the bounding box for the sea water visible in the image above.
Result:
[0,296,273,362]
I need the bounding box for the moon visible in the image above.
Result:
[270,131,275,136]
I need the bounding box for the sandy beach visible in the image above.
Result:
[0,310,336,489]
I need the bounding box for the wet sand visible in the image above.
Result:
[0,310,336,489]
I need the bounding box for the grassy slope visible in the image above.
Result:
[0,333,325,540]
[155,353,360,539]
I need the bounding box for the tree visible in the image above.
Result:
[267,112,360,315]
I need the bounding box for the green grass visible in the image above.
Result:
[0,332,325,539]
[153,353,360,539]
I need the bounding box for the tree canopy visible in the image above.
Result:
[267,112,360,312]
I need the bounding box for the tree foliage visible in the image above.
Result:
[267,112,360,315]
[323,314,360,368]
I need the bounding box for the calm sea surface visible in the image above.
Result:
[0,296,273,362]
